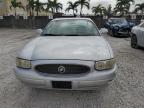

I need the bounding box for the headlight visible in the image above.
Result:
[16,58,31,69]
[95,59,115,71]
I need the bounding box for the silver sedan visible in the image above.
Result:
[15,18,116,90]
[131,21,144,48]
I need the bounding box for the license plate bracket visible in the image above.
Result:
[52,81,72,89]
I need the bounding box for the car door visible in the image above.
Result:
[138,23,144,47]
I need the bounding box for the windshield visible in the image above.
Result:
[42,19,100,36]
[111,18,127,24]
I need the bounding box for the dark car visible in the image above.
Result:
[105,18,135,37]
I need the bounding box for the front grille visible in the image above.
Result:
[119,28,130,32]
[35,64,90,74]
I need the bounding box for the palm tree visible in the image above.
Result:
[75,0,90,16]
[10,0,24,16]
[48,0,63,13]
[54,0,63,13]
[135,3,144,18]
[103,5,113,17]
[114,5,128,16]
[44,0,53,13]
[114,0,134,16]
[26,0,35,16]
[92,4,105,16]
[43,0,51,15]
[65,1,78,15]
[34,0,43,16]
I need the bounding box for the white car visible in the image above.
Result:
[141,19,144,23]
[131,22,144,48]
[15,18,116,90]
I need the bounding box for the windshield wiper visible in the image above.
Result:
[42,34,81,36]
[42,34,96,36]
[42,34,59,36]
[63,34,80,36]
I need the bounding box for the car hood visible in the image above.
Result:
[112,23,130,28]
[19,36,113,61]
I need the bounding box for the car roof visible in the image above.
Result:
[52,18,93,22]
[109,18,126,20]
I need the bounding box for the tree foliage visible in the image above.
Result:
[65,1,78,15]
[114,0,134,16]
[75,0,90,15]
[92,4,105,16]
[10,0,24,16]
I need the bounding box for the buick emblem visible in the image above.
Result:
[58,66,65,73]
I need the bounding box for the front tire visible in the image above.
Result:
[131,35,139,49]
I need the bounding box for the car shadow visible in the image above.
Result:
[138,46,144,51]
[104,33,130,38]
[113,35,130,38]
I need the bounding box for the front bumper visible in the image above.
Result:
[113,28,131,36]
[15,65,116,90]
[117,31,130,35]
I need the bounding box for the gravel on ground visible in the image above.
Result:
[0,29,144,108]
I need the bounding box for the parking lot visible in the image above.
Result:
[0,29,144,108]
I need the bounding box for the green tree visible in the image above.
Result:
[26,0,35,16]
[114,5,128,16]
[103,5,113,17]
[44,0,53,13]
[75,0,90,16]
[135,3,144,18]
[114,0,134,16]
[43,0,51,15]
[35,0,44,16]
[48,0,63,13]
[65,1,78,15]
[10,0,24,16]
[55,0,63,13]
[92,4,105,16]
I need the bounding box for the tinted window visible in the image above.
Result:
[42,19,100,36]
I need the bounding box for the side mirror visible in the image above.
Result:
[36,29,43,34]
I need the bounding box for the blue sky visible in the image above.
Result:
[40,0,143,14]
